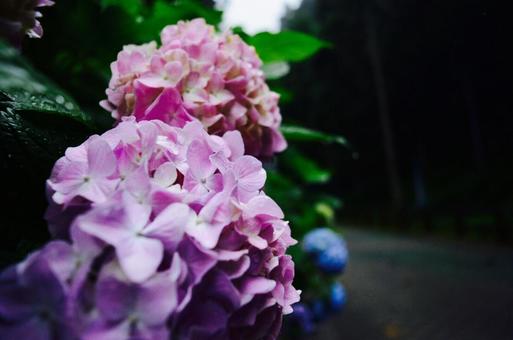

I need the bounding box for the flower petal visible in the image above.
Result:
[87,139,117,178]
[116,237,164,283]
[143,203,194,251]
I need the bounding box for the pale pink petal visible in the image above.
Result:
[153,162,177,187]
[143,203,194,251]
[229,102,247,120]
[208,151,232,175]
[76,204,133,246]
[234,156,266,193]
[87,139,117,178]
[116,237,164,283]
[122,193,151,233]
[271,128,288,153]
[187,140,215,181]
[199,191,233,226]
[215,249,248,261]
[49,162,87,197]
[164,61,185,86]
[209,89,235,106]
[239,277,276,295]
[138,121,159,155]
[183,88,209,107]
[65,144,88,162]
[247,234,268,250]
[186,191,234,249]
[243,195,284,220]
[239,277,277,305]
[223,131,245,160]
[186,221,225,250]
[78,179,117,203]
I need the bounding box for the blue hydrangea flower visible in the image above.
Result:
[311,299,327,321]
[329,282,347,312]
[290,303,315,334]
[302,228,348,274]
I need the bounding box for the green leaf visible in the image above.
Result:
[100,0,143,15]
[281,147,331,184]
[99,0,222,43]
[281,124,350,148]
[134,0,222,42]
[0,42,93,127]
[231,26,250,41]
[0,40,94,256]
[262,62,290,80]
[270,85,294,103]
[265,169,303,202]
[0,41,93,175]
[0,105,92,251]
[248,31,330,63]
[173,0,222,26]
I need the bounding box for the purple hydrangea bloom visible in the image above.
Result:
[0,0,54,47]
[100,18,287,158]
[0,118,302,338]
[0,239,95,339]
[302,227,348,274]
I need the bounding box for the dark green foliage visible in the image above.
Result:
[281,0,513,242]
[265,153,342,238]
[0,42,93,264]
[247,30,330,64]
[0,42,92,127]
[281,125,349,147]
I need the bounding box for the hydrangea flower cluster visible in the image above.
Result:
[100,18,286,158]
[287,282,346,335]
[0,119,299,339]
[310,282,347,321]
[284,228,348,336]
[302,227,348,274]
[0,0,54,46]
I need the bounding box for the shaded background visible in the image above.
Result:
[281,0,513,242]
[277,2,513,337]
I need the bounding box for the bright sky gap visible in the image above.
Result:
[214,0,304,34]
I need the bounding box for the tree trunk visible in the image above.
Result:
[365,6,404,211]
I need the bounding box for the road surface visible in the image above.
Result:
[308,228,513,340]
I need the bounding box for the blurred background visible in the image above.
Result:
[281,0,513,241]
[229,2,513,337]
[1,0,513,339]
[216,0,513,242]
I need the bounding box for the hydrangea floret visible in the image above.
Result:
[329,282,347,312]
[100,18,286,158]
[0,119,299,338]
[0,0,54,46]
[302,227,348,274]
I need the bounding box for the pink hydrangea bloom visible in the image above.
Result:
[100,18,287,158]
[0,0,54,46]
[27,118,300,338]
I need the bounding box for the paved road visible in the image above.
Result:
[308,228,513,340]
